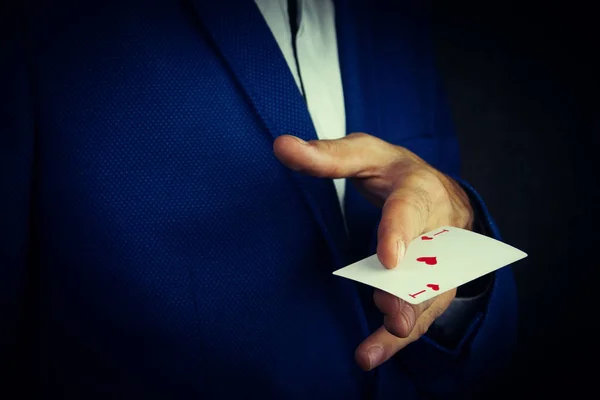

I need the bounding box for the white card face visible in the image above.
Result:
[333,226,527,304]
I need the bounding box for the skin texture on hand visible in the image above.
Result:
[273,132,474,371]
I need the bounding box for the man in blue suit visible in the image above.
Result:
[1,0,517,398]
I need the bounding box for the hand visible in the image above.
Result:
[273,133,474,371]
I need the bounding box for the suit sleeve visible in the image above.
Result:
[392,182,518,397]
[0,2,36,385]
[369,56,518,398]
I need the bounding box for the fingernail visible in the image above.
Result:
[396,241,406,267]
[367,346,384,369]
[400,303,416,333]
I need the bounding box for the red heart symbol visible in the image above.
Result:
[421,236,433,241]
[426,284,440,291]
[416,256,437,265]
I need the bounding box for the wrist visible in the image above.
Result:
[442,174,474,230]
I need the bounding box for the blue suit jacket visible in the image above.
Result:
[1,1,517,398]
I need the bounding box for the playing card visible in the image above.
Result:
[332,226,527,304]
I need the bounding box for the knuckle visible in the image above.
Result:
[414,187,432,218]
[415,321,430,338]
[391,192,429,230]
[319,139,339,155]
[347,132,370,140]
[389,193,421,213]
[404,186,431,210]
[384,316,408,339]
[378,216,409,241]
[323,163,342,177]
[403,171,428,188]
[425,297,446,319]
[431,304,446,320]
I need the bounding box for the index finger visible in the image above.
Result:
[272,133,396,179]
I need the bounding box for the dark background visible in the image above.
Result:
[2,0,596,397]
[433,1,597,396]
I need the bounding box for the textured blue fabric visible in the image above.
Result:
[0,0,517,398]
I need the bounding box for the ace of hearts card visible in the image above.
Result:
[333,226,527,304]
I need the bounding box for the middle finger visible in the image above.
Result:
[373,289,435,338]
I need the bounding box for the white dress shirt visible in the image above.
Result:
[255,0,347,208]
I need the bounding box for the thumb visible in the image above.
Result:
[273,133,397,179]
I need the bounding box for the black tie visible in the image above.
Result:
[287,0,307,100]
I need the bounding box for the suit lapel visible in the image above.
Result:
[335,0,380,136]
[189,0,350,267]
[335,0,384,262]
